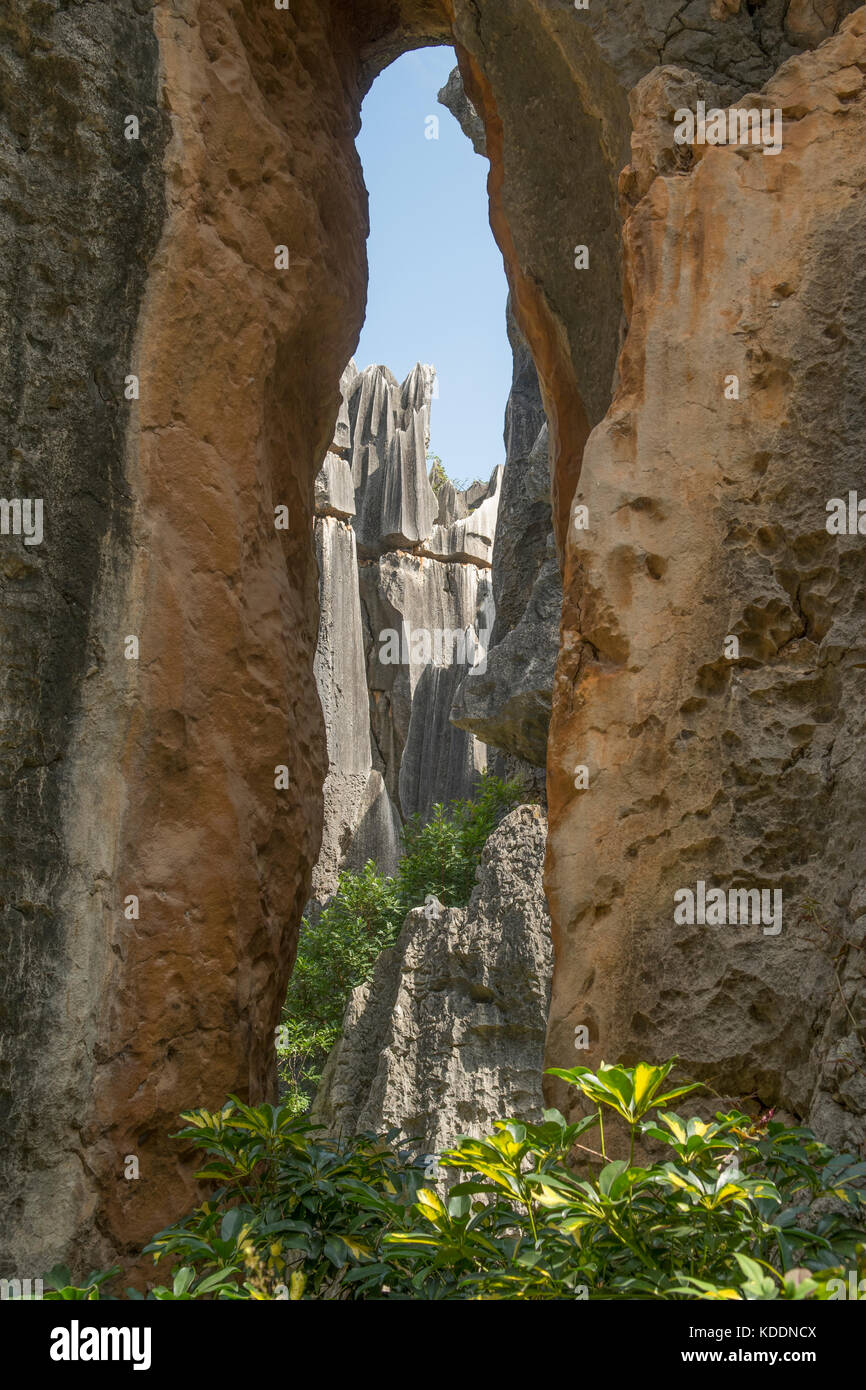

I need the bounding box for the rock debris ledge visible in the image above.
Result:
[312,805,553,1155]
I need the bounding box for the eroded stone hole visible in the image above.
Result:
[9,0,862,1291]
[281,49,560,1156]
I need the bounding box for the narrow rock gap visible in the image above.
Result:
[292,47,560,1150]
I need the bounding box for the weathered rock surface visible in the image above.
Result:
[312,511,397,899]
[453,543,560,766]
[314,452,356,519]
[348,362,439,554]
[5,0,865,1285]
[312,805,553,1152]
[361,546,494,815]
[422,466,502,566]
[438,64,487,156]
[451,291,559,765]
[0,0,169,1287]
[439,74,559,769]
[546,11,866,1153]
[310,363,499,897]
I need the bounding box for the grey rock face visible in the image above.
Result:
[347,362,438,554]
[0,0,168,1278]
[312,805,553,1154]
[435,70,559,769]
[451,546,560,767]
[437,65,487,156]
[314,452,356,519]
[450,409,561,766]
[333,361,356,455]
[361,549,493,816]
[399,661,486,823]
[314,516,371,778]
[443,280,558,766]
[422,466,502,565]
[342,769,402,881]
[312,514,383,901]
[310,363,500,898]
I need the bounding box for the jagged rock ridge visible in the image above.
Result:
[312,805,554,1155]
[310,359,502,901]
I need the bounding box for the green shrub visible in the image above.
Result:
[278,864,403,1109]
[54,1060,866,1301]
[278,773,522,1107]
[427,450,480,497]
[395,772,522,909]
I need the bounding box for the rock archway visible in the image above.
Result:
[2,0,863,1278]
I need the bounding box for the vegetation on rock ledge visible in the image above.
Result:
[277,773,523,1111]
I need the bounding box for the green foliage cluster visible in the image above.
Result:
[427,453,450,496]
[278,773,522,1110]
[427,450,480,497]
[44,1061,866,1301]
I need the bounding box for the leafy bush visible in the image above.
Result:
[143,1100,429,1301]
[53,1061,866,1301]
[278,774,522,1107]
[395,773,522,909]
[414,1061,866,1301]
[427,453,449,496]
[42,1266,120,1301]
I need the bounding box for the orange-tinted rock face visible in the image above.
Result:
[546,11,866,1149]
[83,0,372,1268]
[5,0,866,1282]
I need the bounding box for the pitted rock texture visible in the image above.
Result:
[6,0,866,1282]
[312,805,553,1153]
[546,10,866,1152]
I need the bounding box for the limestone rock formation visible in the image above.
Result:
[5,0,866,1285]
[310,362,501,898]
[348,362,438,554]
[452,300,559,766]
[438,64,487,156]
[452,543,561,767]
[312,511,402,897]
[546,10,866,1153]
[439,72,560,771]
[314,452,356,520]
[312,804,553,1154]
[423,466,502,566]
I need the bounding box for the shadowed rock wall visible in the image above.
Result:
[0,0,169,1280]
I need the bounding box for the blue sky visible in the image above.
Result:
[354,47,512,488]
